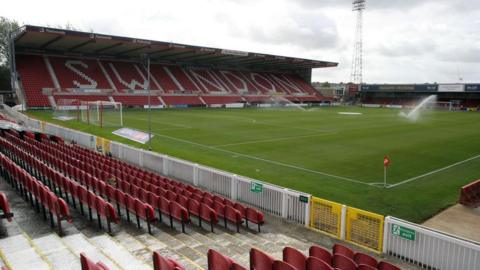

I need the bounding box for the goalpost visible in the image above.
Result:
[53,99,81,121]
[425,101,453,111]
[80,101,123,127]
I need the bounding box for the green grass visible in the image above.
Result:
[27,107,480,223]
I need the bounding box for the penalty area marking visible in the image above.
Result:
[214,132,337,147]
[387,153,480,189]
[149,130,374,187]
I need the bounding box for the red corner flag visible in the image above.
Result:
[384,156,391,167]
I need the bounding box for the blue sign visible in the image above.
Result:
[465,84,480,92]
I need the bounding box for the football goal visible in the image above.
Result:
[53,99,81,121]
[80,101,123,127]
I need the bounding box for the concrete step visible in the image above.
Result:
[89,234,152,270]
[32,234,80,270]
[61,233,123,270]
[113,230,204,270]
[0,234,51,270]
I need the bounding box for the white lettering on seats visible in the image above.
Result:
[270,74,302,93]
[190,69,227,92]
[108,62,147,90]
[65,60,98,89]
[220,71,248,93]
[250,73,276,92]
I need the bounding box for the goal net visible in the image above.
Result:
[53,99,81,121]
[80,101,123,127]
[425,101,453,111]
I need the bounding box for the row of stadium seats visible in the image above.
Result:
[1,129,265,234]
[0,150,72,234]
[459,179,480,207]
[205,243,402,270]
[16,54,322,107]
[65,244,406,270]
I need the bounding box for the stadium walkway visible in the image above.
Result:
[0,175,419,270]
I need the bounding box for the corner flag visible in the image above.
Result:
[384,156,391,167]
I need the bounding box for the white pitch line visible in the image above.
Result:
[387,153,480,189]
[170,111,334,133]
[149,130,373,187]
[122,115,192,129]
[214,132,337,147]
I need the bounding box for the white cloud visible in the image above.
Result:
[1,0,479,83]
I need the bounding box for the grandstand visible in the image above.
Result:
[1,24,480,270]
[11,25,337,109]
[358,84,480,109]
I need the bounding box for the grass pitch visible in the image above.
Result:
[28,107,480,223]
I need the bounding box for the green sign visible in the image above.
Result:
[392,224,416,241]
[299,195,309,203]
[251,182,263,193]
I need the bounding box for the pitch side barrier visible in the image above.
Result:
[309,197,385,253]
[15,110,311,226]
[7,105,480,268]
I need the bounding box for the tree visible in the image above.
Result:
[0,17,19,91]
[0,17,19,67]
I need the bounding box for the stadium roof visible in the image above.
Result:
[13,25,338,72]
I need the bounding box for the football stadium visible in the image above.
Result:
[0,2,480,270]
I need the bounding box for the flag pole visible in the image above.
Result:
[384,166,387,188]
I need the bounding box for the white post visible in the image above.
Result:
[193,164,199,186]
[340,205,347,240]
[384,166,387,188]
[163,155,169,176]
[231,174,238,200]
[382,216,390,254]
[281,189,289,219]
[304,196,311,228]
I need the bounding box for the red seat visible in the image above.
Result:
[306,257,333,270]
[332,244,355,259]
[309,245,332,265]
[166,190,177,201]
[272,260,296,270]
[115,190,128,219]
[202,197,214,208]
[48,194,71,235]
[152,251,185,270]
[250,248,274,270]
[245,208,264,232]
[0,193,13,222]
[80,252,110,270]
[158,196,171,224]
[231,263,246,270]
[224,205,243,232]
[207,249,233,270]
[332,254,356,270]
[188,199,201,225]
[176,194,189,208]
[283,247,306,270]
[213,201,226,225]
[378,261,401,270]
[200,203,218,232]
[169,201,189,233]
[354,252,378,268]
[95,196,119,233]
[135,199,156,234]
[357,264,377,270]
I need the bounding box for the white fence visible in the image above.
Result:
[383,216,480,270]
[14,111,311,226]
[4,105,480,266]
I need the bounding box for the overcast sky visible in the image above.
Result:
[2,0,480,83]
